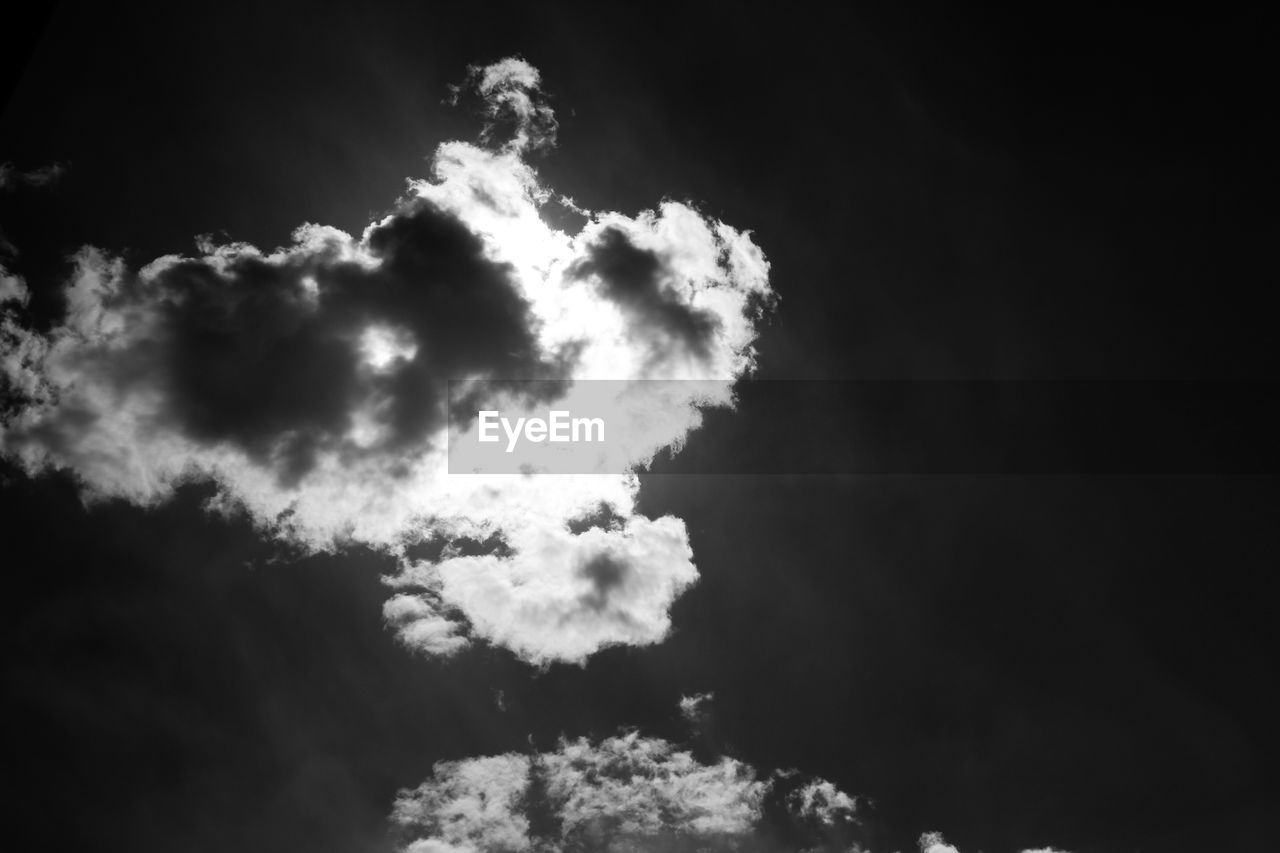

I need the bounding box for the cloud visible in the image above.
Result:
[568,226,723,369]
[387,514,699,663]
[392,727,1068,853]
[0,246,28,307]
[449,56,558,153]
[919,832,961,853]
[0,272,25,306]
[0,165,64,307]
[0,161,66,189]
[391,730,863,853]
[917,833,1072,853]
[789,779,859,828]
[0,59,772,665]
[678,691,714,723]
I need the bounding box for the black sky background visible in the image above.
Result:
[3,3,1278,852]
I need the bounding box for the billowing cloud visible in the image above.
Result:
[0,59,772,665]
[391,731,863,853]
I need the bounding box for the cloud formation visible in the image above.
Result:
[392,726,1070,853]
[678,691,714,723]
[391,731,862,853]
[449,57,559,153]
[0,59,772,665]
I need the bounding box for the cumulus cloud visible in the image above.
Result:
[391,731,863,853]
[0,59,773,665]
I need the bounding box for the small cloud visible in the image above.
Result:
[790,778,859,826]
[449,56,558,153]
[0,162,66,189]
[0,266,28,307]
[919,831,962,853]
[678,691,714,722]
[0,231,29,309]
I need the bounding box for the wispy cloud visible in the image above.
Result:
[0,161,66,189]
[391,728,862,852]
[448,56,559,153]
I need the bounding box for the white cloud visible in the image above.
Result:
[391,731,866,852]
[449,56,558,153]
[393,753,532,853]
[0,59,773,666]
[393,733,1065,853]
[791,779,859,826]
[392,514,699,665]
[678,691,713,722]
[919,832,961,853]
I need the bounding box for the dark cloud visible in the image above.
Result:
[576,552,632,614]
[402,530,514,563]
[569,226,722,366]
[146,200,566,484]
[0,162,66,190]
[565,501,626,534]
[4,199,575,487]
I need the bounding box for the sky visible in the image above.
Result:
[2,3,1278,852]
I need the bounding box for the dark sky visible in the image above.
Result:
[3,3,1278,852]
